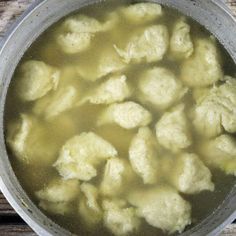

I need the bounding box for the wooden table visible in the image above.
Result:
[0,0,236,235]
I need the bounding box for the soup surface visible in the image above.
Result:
[5,1,236,235]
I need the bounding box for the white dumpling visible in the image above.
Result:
[128,186,191,234]
[100,158,134,196]
[114,25,169,64]
[138,67,188,110]
[83,75,131,105]
[54,132,117,181]
[33,85,78,120]
[199,135,236,176]
[170,18,194,59]
[36,179,79,215]
[171,153,214,194]
[76,48,126,81]
[36,179,79,203]
[156,105,192,152]
[97,101,152,129]
[57,14,116,54]
[193,77,236,137]
[129,127,159,184]
[17,60,60,101]
[79,183,103,226]
[181,37,223,87]
[7,114,60,166]
[120,3,163,24]
[103,199,140,236]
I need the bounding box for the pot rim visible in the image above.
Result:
[0,1,236,236]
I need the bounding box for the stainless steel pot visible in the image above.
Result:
[0,0,236,235]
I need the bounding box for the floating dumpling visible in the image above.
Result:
[7,114,60,166]
[193,77,236,137]
[156,105,192,152]
[17,60,60,101]
[200,135,236,176]
[128,186,191,234]
[79,183,103,226]
[171,153,214,194]
[33,85,78,120]
[129,127,159,184]
[54,132,117,181]
[120,3,162,24]
[83,75,131,105]
[138,67,188,110]
[100,158,135,197]
[103,199,140,236]
[76,48,126,81]
[97,101,152,129]
[36,179,79,215]
[114,25,169,64]
[181,37,223,87]
[170,18,194,59]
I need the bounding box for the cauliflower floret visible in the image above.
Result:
[79,183,103,226]
[193,77,236,137]
[76,48,126,81]
[114,25,169,64]
[36,179,79,215]
[129,127,159,184]
[181,37,223,87]
[170,18,193,59]
[100,158,134,196]
[33,85,78,120]
[171,153,214,194]
[120,3,162,24]
[7,114,60,166]
[128,186,191,234]
[103,199,140,236]
[54,132,117,181]
[200,135,236,176]
[138,68,188,110]
[97,101,152,129]
[156,105,192,152]
[83,75,131,105]
[17,60,60,101]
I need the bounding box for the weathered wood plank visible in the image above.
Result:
[0,193,16,215]
[0,225,36,236]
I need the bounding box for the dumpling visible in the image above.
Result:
[129,127,159,184]
[54,132,117,181]
[114,25,169,64]
[76,48,126,81]
[36,179,79,215]
[97,101,152,129]
[120,3,163,24]
[79,183,103,226]
[83,75,131,105]
[7,114,60,166]
[128,186,191,234]
[170,153,214,194]
[193,77,236,137]
[138,67,188,110]
[199,135,236,176]
[103,199,140,236]
[155,105,192,152]
[57,14,117,54]
[100,158,135,196]
[170,18,193,59]
[181,37,223,87]
[33,85,78,120]
[17,60,60,101]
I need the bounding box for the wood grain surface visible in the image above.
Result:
[0,0,236,235]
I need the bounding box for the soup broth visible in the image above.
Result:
[5,1,236,235]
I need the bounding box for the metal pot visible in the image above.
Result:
[0,0,236,235]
